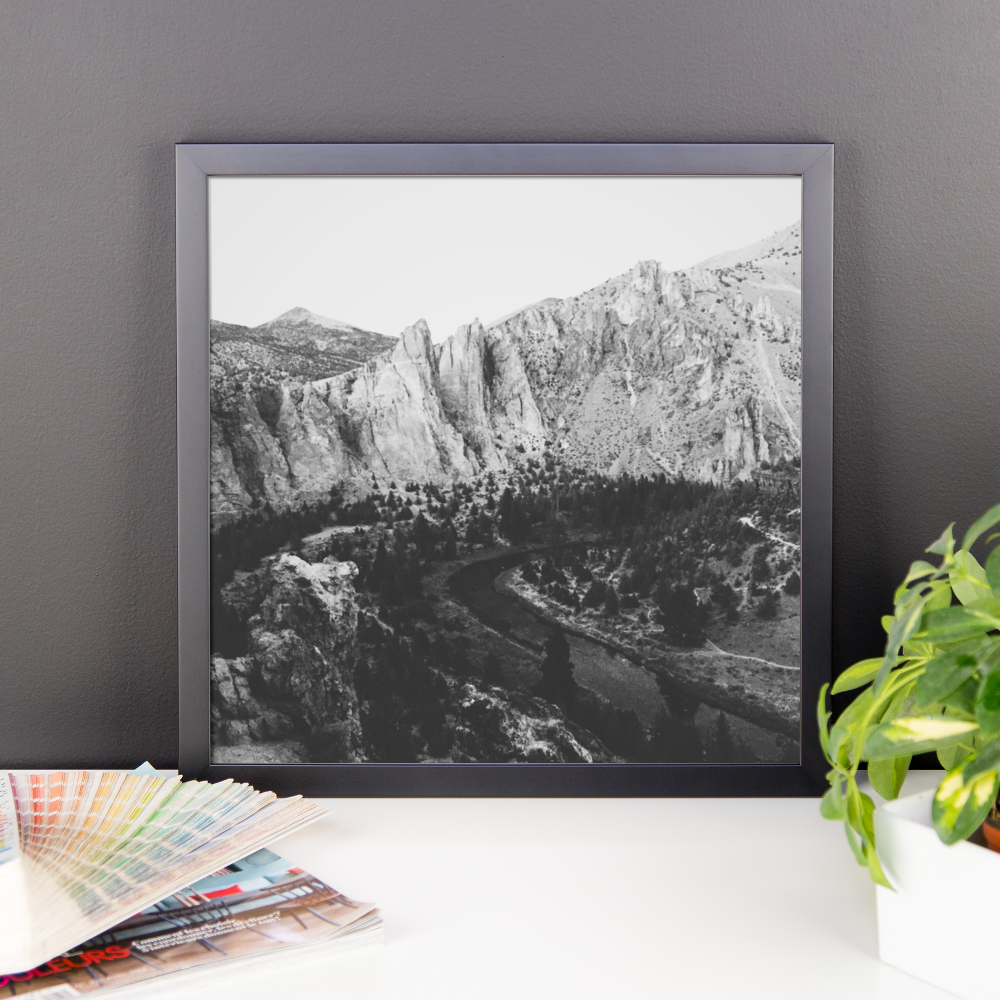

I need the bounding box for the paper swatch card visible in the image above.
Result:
[0,775,19,867]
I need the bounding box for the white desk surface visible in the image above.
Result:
[177,772,955,1000]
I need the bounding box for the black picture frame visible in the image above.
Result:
[177,142,833,796]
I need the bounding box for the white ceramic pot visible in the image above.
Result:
[875,789,1000,1000]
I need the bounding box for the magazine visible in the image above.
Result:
[0,771,328,975]
[0,849,380,998]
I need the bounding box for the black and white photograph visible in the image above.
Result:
[208,174,803,766]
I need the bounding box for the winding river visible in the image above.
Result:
[447,549,792,761]
[448,550,689,726]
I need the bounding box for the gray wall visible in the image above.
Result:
[2,1,997,768]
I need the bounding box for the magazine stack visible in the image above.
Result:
[0,767,380,998]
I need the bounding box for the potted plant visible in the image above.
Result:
[819,503,1000,999]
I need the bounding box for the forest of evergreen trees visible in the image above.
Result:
[213,457,799,604]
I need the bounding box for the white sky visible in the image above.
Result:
[209,175,801,341]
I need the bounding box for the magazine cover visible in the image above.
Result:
[0,849,379,998]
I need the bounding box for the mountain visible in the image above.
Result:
[211,308,396,385]
[210,223,801,521]
[486,221,801,482]
[694,222,801,325]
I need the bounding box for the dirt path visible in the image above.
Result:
[703,639,798,672]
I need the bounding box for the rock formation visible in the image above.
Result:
[211,551,620,763]
[211,553,365,761]
[210,223,801,520]
[450,684,612,763]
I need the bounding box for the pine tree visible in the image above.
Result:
[442,525,458,560]
[509,498,530,544]
[477,510,493,545]
[536,630,577,708]
[412,511,431,556]
[498,487,514,538]
[603,586,620,616]
[582,579,606,608]
[368,537,389,592]
[656,581,707,647]
[756,590,779,619]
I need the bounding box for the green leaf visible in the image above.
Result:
[965,595,1000,618]
[864,841,894,889]
[941,675,981,715]
[923,583,953,613]
[882,615,894,634]
[874,600,928,695]
[820,783,846,820]
[858,791,877,845]
[831,658,883,695]
[951,550,993,606]
[817,683,832,763]
[843,819,867,865]
[983,671,1000,712]
[932,766,1000,845]
[831,664,926,768]
[893,567,943,608]
[867,755,911,801]
[961,504,1000,552]
[938,742,973,770]
[977,674,1000,739]
[961,738,1000,784]
[918,605,1000,644]
[862,715,979,760]
[829,686,878,764]
[979,710,1000,741]
[903,560,937,586]
[882,682,917,729]
[896,580,932,613]
[986,545,1000,598]
[927,523,956,558]
[915,640,989,708]
[847,787,877,844]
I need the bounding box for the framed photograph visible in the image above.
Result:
[177,143,832,795]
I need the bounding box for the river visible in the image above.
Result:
[448,551,683,726]
[447,549,792,762]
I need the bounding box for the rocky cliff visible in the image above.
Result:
[488,222,801,483]
[211,223,801,520]
[211,551,617,763]
[211,308,398,519]
[211,553,365,761]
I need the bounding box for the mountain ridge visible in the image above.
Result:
[210,223,801,523]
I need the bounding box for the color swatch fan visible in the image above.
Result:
[0,770,326,975]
